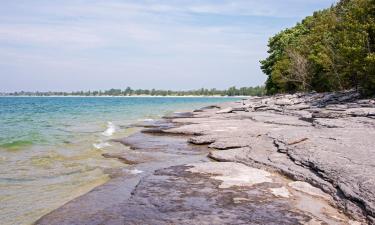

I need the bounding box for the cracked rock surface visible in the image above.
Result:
[165,90,375,224]
[35,90,371,225]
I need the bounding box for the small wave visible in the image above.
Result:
[93,141,111,149]
[102,122,115,137]
[142,118,154,122]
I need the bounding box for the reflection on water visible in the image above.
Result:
[0,97,238,225]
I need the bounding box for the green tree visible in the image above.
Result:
[261,0,375,95]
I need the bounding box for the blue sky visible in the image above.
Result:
[0,0,337,92]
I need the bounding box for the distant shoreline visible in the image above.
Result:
[0,95,247,98]
[0,86,265,98]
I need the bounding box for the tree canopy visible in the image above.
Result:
[261,0,375,95]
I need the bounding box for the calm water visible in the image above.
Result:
[0,97,238,225]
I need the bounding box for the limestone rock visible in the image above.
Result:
[216,107,233,114]
[180,90,374,223]
[188,136,216,145]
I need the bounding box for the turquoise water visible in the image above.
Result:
[0,96,237,225]
[0,97,236,149]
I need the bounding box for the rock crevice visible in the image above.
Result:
[167,90,374,224]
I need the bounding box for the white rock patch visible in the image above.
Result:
[270,187,291,198]
[289,181,330,200]
[187,162,272,189]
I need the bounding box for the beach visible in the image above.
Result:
[35,91,374,224]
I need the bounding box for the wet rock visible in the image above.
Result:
[116,132,208,155]
[141,127,168,134]
[216,107,233,114]
[102,153,148,165]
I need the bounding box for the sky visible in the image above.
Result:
[0,0,337,92]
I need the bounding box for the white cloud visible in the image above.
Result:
[0,24,105,48]
[0,0,336,91]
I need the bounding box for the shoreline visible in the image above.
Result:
[35,90,374,224]
[1,97,240,225]
[0,95,248,98]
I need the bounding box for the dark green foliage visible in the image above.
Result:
[4,86,265,97]
[261,0,375,95]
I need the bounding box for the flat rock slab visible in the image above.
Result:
[169,91,374,223]
[36,115,357,225]
[35,92,373,224]
[36,163,355,225]
[113,132,208,156]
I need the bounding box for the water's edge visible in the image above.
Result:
[35,103,357,225]
[0,97,239,225]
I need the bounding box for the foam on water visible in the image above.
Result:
[141,118,154,122]
[102,122,115,137]
[93,141,112,149]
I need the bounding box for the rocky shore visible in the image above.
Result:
[36,90,374,225]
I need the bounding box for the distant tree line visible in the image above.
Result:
[261,0,374,95]
[2,86,265,97]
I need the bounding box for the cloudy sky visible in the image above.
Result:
[0,0,336,92]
